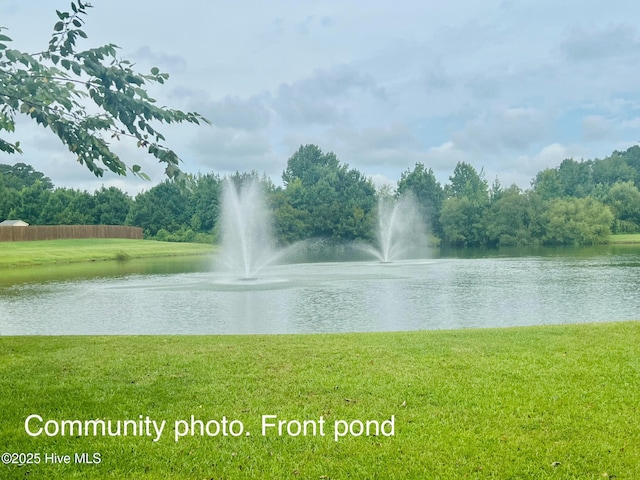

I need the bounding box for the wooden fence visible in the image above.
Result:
[0,225,143,242]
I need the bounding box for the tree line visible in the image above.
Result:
[2,144,640,247]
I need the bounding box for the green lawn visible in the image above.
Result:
[0,239,214,268]
[1,322,639,478]
[609,233,640,244]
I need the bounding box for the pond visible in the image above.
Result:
[0,246,639,335]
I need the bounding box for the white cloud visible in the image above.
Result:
[453,107,551,154]
[494,143,588,188]
[272,65,386,126]
[582,115,614,141]
[560,24,640,63]
[203,95,271,132]
[190,127,278,176]
[423,142,468,171]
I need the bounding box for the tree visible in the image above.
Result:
[592,155,636,186]
[0,2,208,179]
[277,145,376,242]
[532,168,563,201]
[440,196,486,246]
[604,181,640,233]
[126,181,193,235]
[485,185,538,246]
[282,144,340,187]
[0,162,54,190]
[93,186,133,225]
[397,163,444,237]
[0,181,19,220]
[557,159,593,197]
[189,173,222,233]
[39,187,95,224]
[271,185,311,244]
[439,162,489,246]
[7,181,51,224]
[618,145,640,179]
[445,162,489,203]
[542,197,613,245]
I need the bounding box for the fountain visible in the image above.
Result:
[217,178,281,279]
[360,194,427,262]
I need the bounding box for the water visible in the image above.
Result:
[218,179,281,279]
[1,247,639,335]
[359,194,427,262]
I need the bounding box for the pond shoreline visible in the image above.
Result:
[0,238,214,269]
[1,233,639,270]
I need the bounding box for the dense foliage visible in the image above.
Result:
[2,144,640,247]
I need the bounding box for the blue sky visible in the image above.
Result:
[2,0,640,194]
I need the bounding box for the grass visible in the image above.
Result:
[1,322,639,478]
[609,233,640,244]
[0,239,214,268]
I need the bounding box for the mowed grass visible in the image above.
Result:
[1,322,639,479]
[0,239,214,268]
[609,233,640,244]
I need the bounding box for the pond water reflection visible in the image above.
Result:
[1,246,639,335]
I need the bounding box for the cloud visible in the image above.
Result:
[453,107,551,153]
[315,124,429,177]
[295,15,336,36]
[329,123,422,154]
[264,13,335,38]
[494,143,588,187]
[201,95,271,131]
[272,65,387,125]
[190,127,278,175]
[582,115,613,141]
[167,88,271,131]
[423,142,469,171]
[132,46,188,72]
[621,116,640,130]
[532,143,585,168]
[560,24,640,63]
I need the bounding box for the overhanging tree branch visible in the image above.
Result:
[0,1,210,179]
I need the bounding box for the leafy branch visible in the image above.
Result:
[0,1,210,179]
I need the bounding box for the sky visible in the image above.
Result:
[2,0,640,195]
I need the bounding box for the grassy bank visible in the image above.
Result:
[609,233,640,244]
[1,322,639,478]
[0,239,214,268]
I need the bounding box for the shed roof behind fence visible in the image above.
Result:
[0,220,29,226]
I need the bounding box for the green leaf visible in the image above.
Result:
[54,21,64,32]
[0,34,12,42]
[150,67,159,75]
